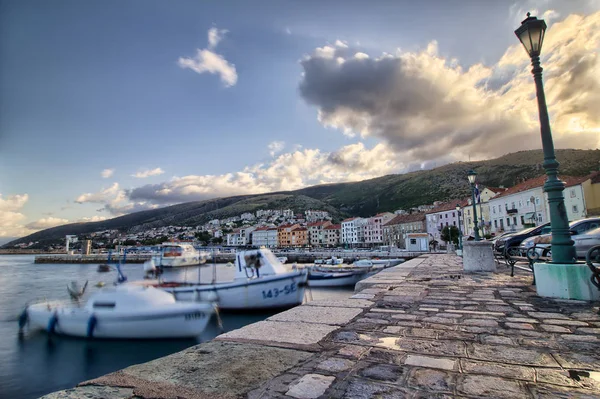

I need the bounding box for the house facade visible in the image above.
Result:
[252,226,278,248]
[324,224,341,247]
[383,213,426,248]
[462,187,505,237]
[277,224,299,247]
[363,213,395,246]
[308,221,332,247]
[426,201,464,244]
[290,226,308,247]
[341,217,364,246]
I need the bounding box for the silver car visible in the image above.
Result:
[573,227,600,258]
[520,217,600,257]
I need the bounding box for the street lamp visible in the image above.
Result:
[467,170,481,241]
[515,13,576,263]
[530,195,537,226]
[456,203,463,251]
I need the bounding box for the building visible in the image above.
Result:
[226,226,255,246]
[290,226,308,247]
[383,213,426,248]
[582,172,600,215]
[252,226,278,248]
[81,239,92,255]
[308,221,332,247]
[277,224,299,247]
[324,224,341,247]
[406,233,429,251]
[305,210,331,223]
[240,212,256,221]
[363,213,395,246]
[462,186,505,237]
[341,217,364,246]
[426,201,465,244]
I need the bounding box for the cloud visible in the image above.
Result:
[127,142,400,204]
[74,182,160,216]
[78,216,107,222]
[298,11,600,166]
[178,26,238,87]
[101,168,114,178]
[75,183,121,204]
[25,217,69,230]
[208,27,228,49]
[0,193,30,237]
[268,141,285,157]
[132,168,165,178]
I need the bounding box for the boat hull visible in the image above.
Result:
[26,302,213,339]
[308,271,368,287]
[159,271,308,311]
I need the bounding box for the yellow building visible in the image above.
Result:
[290,226,308,247]
[583,173,600,216]
[277,224,299,247]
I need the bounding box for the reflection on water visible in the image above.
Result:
[0,255,352,399]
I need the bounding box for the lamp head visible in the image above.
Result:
[467,170,477,185]
[514,13,546,57]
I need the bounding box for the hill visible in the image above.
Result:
[5,149,600,248]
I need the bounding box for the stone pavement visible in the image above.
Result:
[43,254,600,399]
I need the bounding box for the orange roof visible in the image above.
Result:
[307,221,330,227]
[342,217,358,222]
[384,213,426,226]
[493,175,590,199]
[485,186,507,194]
[292,226,307,231]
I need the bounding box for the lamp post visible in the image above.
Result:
[515,13,576,263]
[467,170,481,241]
[530,195,537,226]
[456,204,463,251]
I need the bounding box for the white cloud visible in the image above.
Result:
[74,182,160,217]
[298,12,600,165]
[267,141,285,157]
[25,217,69,230]
[101,168,114,178]
[75,183,122,203]
[208,27,228,49]
[0,193,30,238]
[178,26,238,87]
[132,168,165,178]
[78,216,107,222]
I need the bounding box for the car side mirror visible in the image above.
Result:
[570,231,577,236]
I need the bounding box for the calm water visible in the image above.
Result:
[0,255,352,399]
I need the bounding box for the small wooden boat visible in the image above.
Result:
[21,285,214,339]
[308,268,370,287]
[97,264,112,272]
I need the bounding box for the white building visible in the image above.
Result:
[305,210,331,222]
[252,227,278,248]
[341,217,364,246]
[462,186,505,237]
[226,226,256,246]
[240,212,256,221]
[426,201,466,244]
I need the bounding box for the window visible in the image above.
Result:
[513,216,517,225]
[521,216,525,225]
[535,197,541,206]
[493,206,496,214]
[526,199,530,206]
[453,221,456,226]
[507,218,511,226]
[511,202,515,209]
[570,189,576,198]
[494,220,498,228]
[538,213,542,222]
[452,212,455,217]
[410,238,417,245]
[445,214,448,219]
[573,205,578,213]
[519,200,523,207]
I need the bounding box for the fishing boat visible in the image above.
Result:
[314,256,344,265]
[20,285,214,339]
[308,267,371,287]
[132,248,308,311]
[151,242,209,268]
[352,258,404,268]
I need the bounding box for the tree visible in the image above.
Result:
[211,237,223,245]
[441,226,460,246]
[195,231,212,245]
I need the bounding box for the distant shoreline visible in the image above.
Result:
[0,250,63,255]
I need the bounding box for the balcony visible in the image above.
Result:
[505,206,518,215]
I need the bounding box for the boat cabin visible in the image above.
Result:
[234,248,288,279]
[85,286,176,311]
[161,243,197,257]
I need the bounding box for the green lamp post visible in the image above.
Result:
[515,13,576,263]
[456,203,463,251]
[467,170,481,241]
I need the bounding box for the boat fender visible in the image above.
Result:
[87,314,97,338]
[18,308,29,331]
[47,313,58,334]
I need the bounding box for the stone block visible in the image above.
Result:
[457,375,527,399]
[462,241,496,272]
[404,355,456,371]
[467,343,559,366]
[41,386,134,399]
[534,263,600,301]
[285,374,335,399]
[359,364,403,382]
[217,320,338,345]
[317,358,355,372]
[407,368,455,392]
[460,359,535,380]
[268,305,363,325]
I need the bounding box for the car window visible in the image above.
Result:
[573,222,588,235]
[583,227,600,236]
[540,226,552,234]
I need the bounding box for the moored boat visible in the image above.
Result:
[314,256,344,265]
[132,248,308,311]
[152,242,209,268]
[21,285,214,339]
[308,268,371,287]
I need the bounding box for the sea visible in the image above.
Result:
[0,255,353,399]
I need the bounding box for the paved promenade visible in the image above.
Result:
[44,254,600,398]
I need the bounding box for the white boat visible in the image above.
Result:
[314,256,344,265]
[149,242,209,268]
[308,268,371,287]
[352,258,404,268]
[21,285,214,339]
[133,248,308,311]
[277,256,288,264]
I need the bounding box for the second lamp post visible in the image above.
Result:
[467,170,481,241]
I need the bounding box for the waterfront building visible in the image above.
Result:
[81,239,92,255]
[308,221,332,247]
[363,213,395,246]
[341,217,364,247]
[383,213,426,248]
[252,226,278,248]
[324,224,341,247]
[305,210,331,222]
[290,226,308,247]
[226,226,256,246]
[461,186,505,237]
[277,224,299,247]
[426,201,466,245]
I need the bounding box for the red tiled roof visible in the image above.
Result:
[324,224,341,230]
[253,226,270,231]
[307,221,330,227]
[292,226,308,231]
[425,199,469,215]
[342,217,358,222]
[485,186,507,194]
[493,175,589,199]
[383,213,426,226]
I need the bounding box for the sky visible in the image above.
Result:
[1,0,600,241]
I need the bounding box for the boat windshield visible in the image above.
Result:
[163,246,183,257]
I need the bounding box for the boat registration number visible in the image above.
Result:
[262,283,297,299]
[184,312,206,320]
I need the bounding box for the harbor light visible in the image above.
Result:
[467,170,481,241]
[514,13,576,263]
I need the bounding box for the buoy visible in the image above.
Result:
[87,314,97,338]
[47,313,58,334]
[95,282,105,288]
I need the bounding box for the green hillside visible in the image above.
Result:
[5,149,600,248]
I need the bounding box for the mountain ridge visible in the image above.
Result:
[5,149,600,248]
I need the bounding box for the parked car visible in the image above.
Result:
[521,217,600,257]
[494,223,551,254]
[572,227,600,258]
